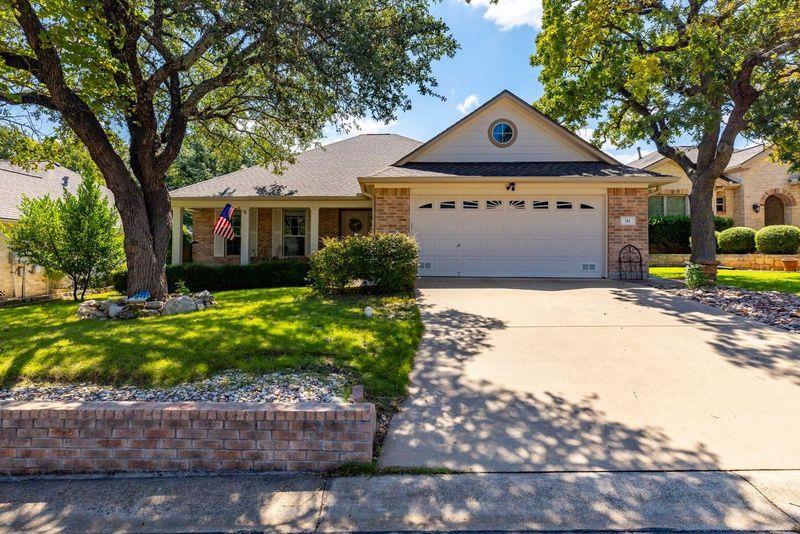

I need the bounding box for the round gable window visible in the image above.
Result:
[488,119,517,147]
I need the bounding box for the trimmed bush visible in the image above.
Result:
[717,227,756,254]
[755,225,800,254]
[112,258,310,294]
[649,215,736,253]
[309,232,418,294]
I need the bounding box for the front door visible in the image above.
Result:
[764,195,785,226]
[340,210,372,236]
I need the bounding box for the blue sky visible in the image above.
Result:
[324,0,647,163]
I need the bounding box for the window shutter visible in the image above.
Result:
[304,208,311,256]
[271,208,282,257]
[249,208,258,259]
[213,209,224,257]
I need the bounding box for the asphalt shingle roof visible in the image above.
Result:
[170,134,423,198]
[370,161,662,179]
[0,161,112,221]
[629,145,766,172]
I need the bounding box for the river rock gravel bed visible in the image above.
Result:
[664,285,800,332]
[0,371,349,403]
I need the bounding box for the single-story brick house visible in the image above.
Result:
[170,90,675,278]
[631,145,800,228]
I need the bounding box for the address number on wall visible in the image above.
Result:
[620,216,636,226]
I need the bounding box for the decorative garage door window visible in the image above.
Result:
[556,201,573,210]
[532,200,549,210]
[486,200,503,209]
[439,201,456,209]
[509,200,526,210]
[462,200,479,210]
[580,203,596,210]
[418,202,433,209]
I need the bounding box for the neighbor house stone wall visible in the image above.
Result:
[0,221,69,301]
[651,253,799,271]
[730,153,800,229]
[373,188,410,233]
[0,401,375,475]
[608,188,649,279]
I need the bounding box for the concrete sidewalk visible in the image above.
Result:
[1,470,799,532]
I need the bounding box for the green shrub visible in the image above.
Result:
[685,263,709,288]
[717,227,756,253]
[649,215,737,253]
[755,225,800,254]
[714,216,734,231]
[112,258,310,294]
[309,232,418,294]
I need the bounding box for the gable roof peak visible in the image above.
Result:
[394,89,619,166]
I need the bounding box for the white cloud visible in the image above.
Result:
[468,0,543,30]
[456,94,480,114]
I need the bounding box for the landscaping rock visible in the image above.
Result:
[77,292,215,320]
[663,285,800,332]
[0,371,349,404]
[162,295,198,316]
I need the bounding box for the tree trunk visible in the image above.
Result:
[689,176,717,263]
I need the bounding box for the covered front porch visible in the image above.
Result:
[169,199,372,266]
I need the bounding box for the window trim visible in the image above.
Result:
[282,210,307,258]
[487,119,518,147]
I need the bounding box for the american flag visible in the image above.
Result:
[213,203,236,240]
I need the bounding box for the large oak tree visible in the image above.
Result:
[0,0,457,297]
[532,0,800,263]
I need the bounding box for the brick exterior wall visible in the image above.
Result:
[373,188,410,233]
[319,208,340,248]
[192,208,275,264]
[651,253,799,271]
[0,401,375,475]
[607,188,650,279]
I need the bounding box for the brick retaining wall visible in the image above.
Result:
[651,253,799,271]
[0,401,375,475]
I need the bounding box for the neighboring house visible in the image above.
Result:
[630,145,800,228]
[170,90,674,278]
[0,161,112,300]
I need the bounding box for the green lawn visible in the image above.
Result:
[650,267,800,294]
[0,288,422,398]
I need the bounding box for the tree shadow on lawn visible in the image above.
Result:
[612,284,800,385]
[0,288,420,394]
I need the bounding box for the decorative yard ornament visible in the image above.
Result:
[364,306,374,318]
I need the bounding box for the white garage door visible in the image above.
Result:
[412,195,605,277]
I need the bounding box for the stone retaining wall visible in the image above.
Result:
[0,401,375,475]
[651,253,799,271]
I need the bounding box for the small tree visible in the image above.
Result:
[6,177,123,300]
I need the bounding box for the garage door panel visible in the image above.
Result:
[412,195,605,278]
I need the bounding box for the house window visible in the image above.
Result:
[648,195,688,216]
[225,211,242,256]
[716,196,726,213]
[283,211,306,257]
[488,119,517,147]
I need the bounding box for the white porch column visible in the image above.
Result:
[309,206,320,254]
[240,206,250,265]
[171,206,183,265]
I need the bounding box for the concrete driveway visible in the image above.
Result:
[379,278,800,472]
